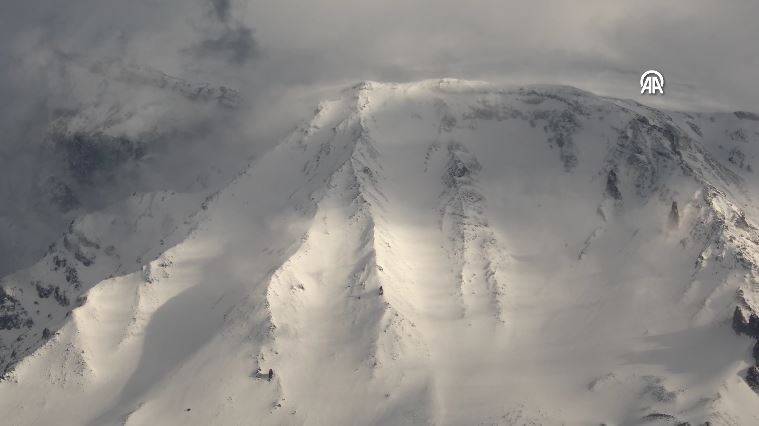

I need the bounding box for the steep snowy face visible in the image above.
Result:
[2,80,759,425]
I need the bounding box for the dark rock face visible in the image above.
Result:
[53,287,70,307]
[639,413,678,423]
[463,89,585,172]
[54,132,146,185]
[34,282,54,299]
[0,314,30,330]
[735,111,759,121]
[733,306,759,339]
[75,295,87,307]
[734,307,759,393]
[52,255,67,272]
[605,169,622,200]
[687,121,703,137]
[51,255,82,289]
[642,376,677,403]
[64,266,80,288]
[0,288,32,330]
[728,128,748,143]
[448,160,469,179]
[543,109,580,171]
[613,117,684,200]
[746,366,759,392]
[443,143,481,189]
[728,148,747,169]
[669,200,680,227]
[74,251,94,267]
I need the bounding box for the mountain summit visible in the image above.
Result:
[2,80,759,424]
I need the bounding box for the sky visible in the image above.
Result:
[2,0,759,117]
[240,0,759,113]
[0,0,758,273]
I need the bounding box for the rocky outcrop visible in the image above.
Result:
[0,288,32,331]
[669,200,680,227]
[733,306,759,339]
[606,169,622,200]
[440,142,505,322]
[746,366,759,392]
[734,111,759,121]
[0,191,204,376]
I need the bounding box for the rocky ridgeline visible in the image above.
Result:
[0,191,203,376]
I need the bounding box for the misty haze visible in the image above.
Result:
[1,1,759,425]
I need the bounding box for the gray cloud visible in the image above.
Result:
[210,0,232,22]
[191,0,258,66]
[189,25,257,65]
[2,0,758,113]
[237,0,759,112]
[0,0,263,275]
[0,0,758,275]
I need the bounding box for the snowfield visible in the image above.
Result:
[2,79,759,425]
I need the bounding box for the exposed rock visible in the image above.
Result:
[53,287,70,307]
[74,251,94,267]
[746,366,759,392]
[34,282,54,299]
[542,109,580,171]
[733,306,759,338]
[639,412,678,423]
[728,128,748,143]
[735,111,759,121]
[51,255,67,271]
[669,200,680,228]
[641,375,677,403]
[728,148,746,169]
[64,266,80,288]
[0,288,32,330]
[687,121,703,137]
[53,131,147,185]
[606,169,622,200]
[90,61,242,108]
[75,295,87,307]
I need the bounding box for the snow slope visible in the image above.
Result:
[2,80,759,425]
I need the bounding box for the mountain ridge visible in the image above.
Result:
[2,79,759,424]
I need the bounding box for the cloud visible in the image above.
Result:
[210,0,232,22]
[0,0,758,275]
[237,0,759,112]
[0,0,264,275]
[190,0,258,66]
[189,25,258,65]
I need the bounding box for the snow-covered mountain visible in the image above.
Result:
[2,79,759,425]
